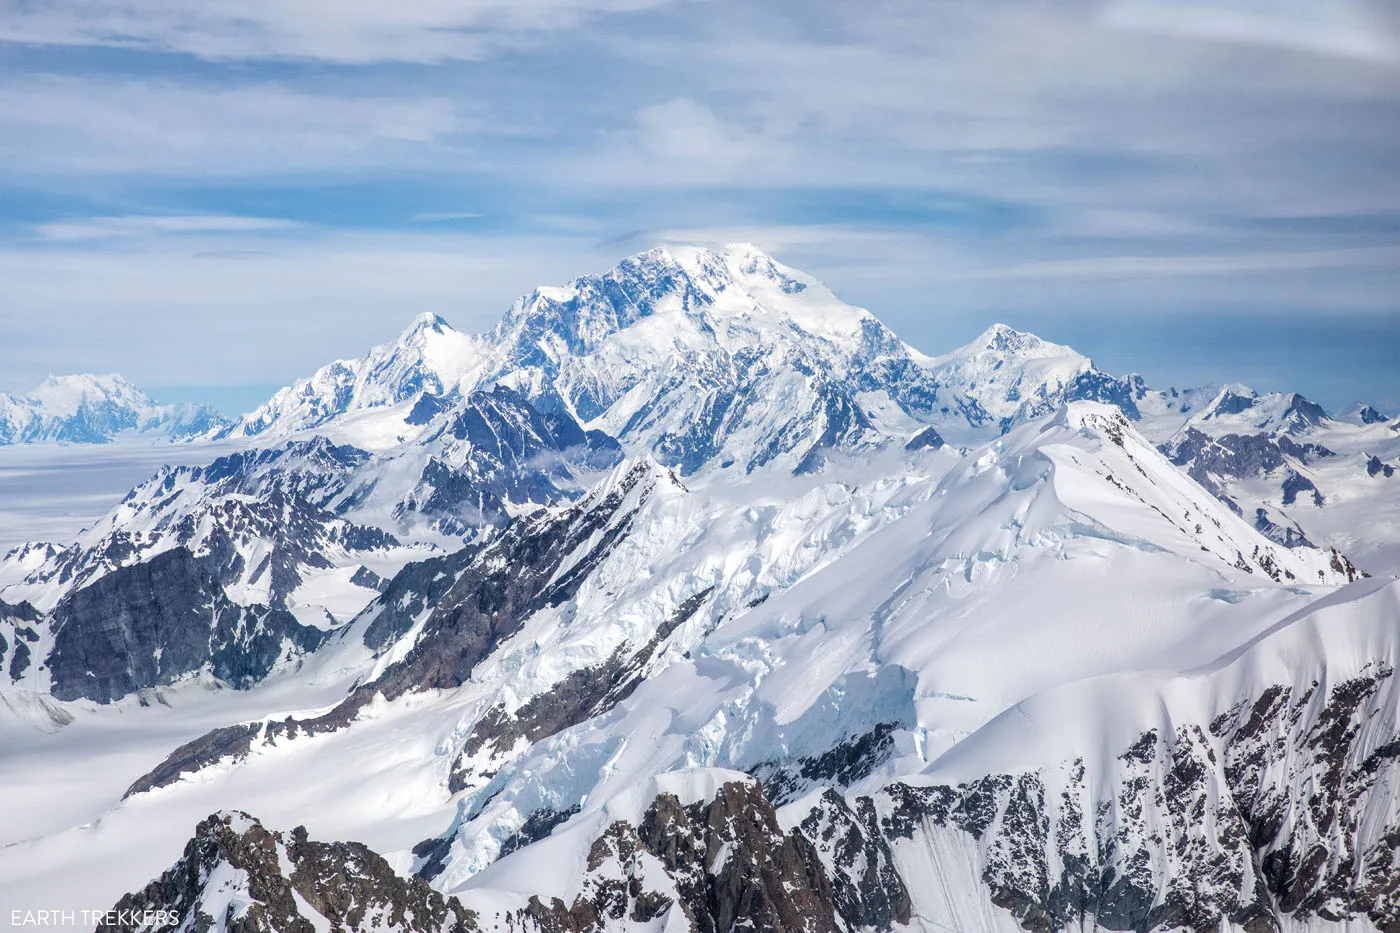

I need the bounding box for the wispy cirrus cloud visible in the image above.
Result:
[0,77,467,174]
[35,214,301,241]
[0,0,671,63]
[961,246,1400,282]
[0,0,1396,408]
[1104,0,1399,62]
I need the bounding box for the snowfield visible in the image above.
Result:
[0,245,1397,933]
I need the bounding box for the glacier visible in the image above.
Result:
[0,244,1396,933]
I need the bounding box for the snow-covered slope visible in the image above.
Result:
[1156,384,1400,574]
[0,374,226,444]
[2,246,1399,933]
[215,313,484,449]
[9,402,1385,930]
[0,387,622,622]
[921,323,1143,430]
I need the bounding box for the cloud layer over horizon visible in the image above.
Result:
[1,0,1397,411]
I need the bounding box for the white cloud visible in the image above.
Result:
[962,246,1400,281]
[0,229,616,388]
[35,215,301,241]
[634,98,752,164]
[0,77,466,173]
[0,0,671,63]
[1104,0,1399,62]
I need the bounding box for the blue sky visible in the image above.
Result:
[1,0,1397,415]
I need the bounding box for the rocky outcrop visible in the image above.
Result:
[391,385,623,535]
[46,548,325,703]
[904,425,945,451]
[793,665,1400,933]
[0,597,41,682]
[364,458,672,703]
[752,721,903,807]
[109,658,1400,933]
[502,780,841,933]
[448,586,714,792]
[109,782,844,933]
[96,811,477,933]
[123,723,263,798]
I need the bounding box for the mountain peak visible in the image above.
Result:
[399,311,456,342]
[975,323,1047,354]
[22,373,150,417]
[0,372,225,444]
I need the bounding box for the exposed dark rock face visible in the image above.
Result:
[367,459,672,703]
[393,385,623,535]
[8,637,31,680]
[1163,429,1337,503]
[1063,370,1143,421]
[791,665,1400,933]
[1281,470,1324,507]
[1164,429,1285,495]
[360,545,480,652]
[1357,405,1388,425]
[14,439,401,610]
[46,548,326,703]
[96,811,477,933]
[349,564,388,592]
[124,723,262,798]
[520,781,841,933]
[799,789,912,930]
[1367,455,1396,479]
[0,597,41,681]
[114,782,845,933]
[1276,435,1336,463]
[448,586,714,792]
[752,721,902,807]
[1253,508,1314,548]
[0,596,41,623]
[904,426,946,451]
[128,461,677,796]
[1158,428,1373,562]
[9,396,620,612]
[1281,393,1329,431]
[32,486,398,611]
[498,805,582,857]
[1328,547,1365,582]
[111,665,1400,933]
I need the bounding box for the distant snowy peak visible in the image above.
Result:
[0,373,225,445]
[1341,402,1391,426]
[923,322,1141,429]
[1187,384,1331,436]
[217,312,482,446]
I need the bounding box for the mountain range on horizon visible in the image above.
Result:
[2,244,1400,933]
[3,246,1394,446]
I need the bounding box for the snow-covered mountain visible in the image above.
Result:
[2,245,1399,933]
[0,373,226,444]
[22,402,1389,932]
[214,313,482,448]
[921,322,1144,430]
[1152,384,1400,573]
[0,386,622,623]
[219,246,1145,471]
